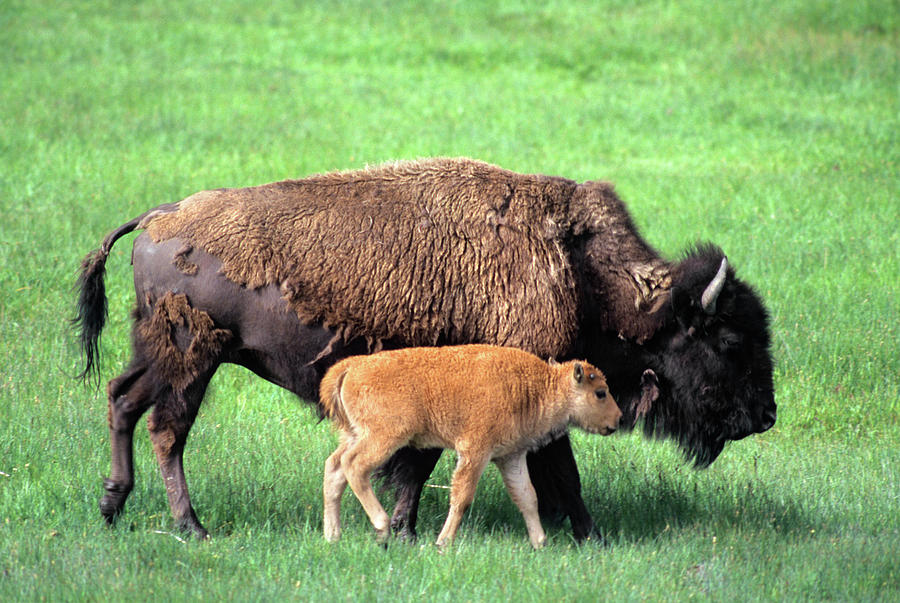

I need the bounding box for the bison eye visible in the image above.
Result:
[596,389,607,399]
[720,332,743,349]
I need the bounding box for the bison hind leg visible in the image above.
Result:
[341,434,408,544]
[137,292,231,539]
[102,291,231,538]
[146,370,215,539]
[323,435,353,542]
[101,361,158,524]
[377,447,443,541]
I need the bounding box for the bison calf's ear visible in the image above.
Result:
[573,363,584,384]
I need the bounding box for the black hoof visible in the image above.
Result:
[390,519,417,543]
[99,499,120,524]
[175,517,210,541]
[100,478,132,524]
[575,529,609,547]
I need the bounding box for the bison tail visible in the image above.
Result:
[320,365,351,431]
[73,247,109,384]
[73,216,143,386]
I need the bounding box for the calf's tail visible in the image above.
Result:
[73,215,145,385]
[320,364,351,431]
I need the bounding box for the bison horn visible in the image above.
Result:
[701,257,728,315]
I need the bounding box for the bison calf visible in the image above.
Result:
[320,344,621,549]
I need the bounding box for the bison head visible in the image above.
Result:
[637,245,776,467]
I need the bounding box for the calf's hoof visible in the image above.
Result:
[374,528,390,547]
[529,535,547,550]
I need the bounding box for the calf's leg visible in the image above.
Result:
[435,451,490,548]
[387,436,596,543]
[496,451,546,549]
[323,436,352,542]
[341,436,399,543]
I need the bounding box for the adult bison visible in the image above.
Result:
[75,157,776,541]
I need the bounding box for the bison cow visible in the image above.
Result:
[320,345,621,548]
[75,157,776,541]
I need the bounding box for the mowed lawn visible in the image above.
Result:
[1,1,897,600]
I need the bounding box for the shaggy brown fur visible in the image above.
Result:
[319,345,620,548]
[140,158,667,355]
[136,292,232,392]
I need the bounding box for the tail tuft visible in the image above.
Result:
[73,248,110,386]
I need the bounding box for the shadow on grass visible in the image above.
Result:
[581,463,811,543]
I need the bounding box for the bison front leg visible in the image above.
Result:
[101,363,156,524]
[147,375,212,540]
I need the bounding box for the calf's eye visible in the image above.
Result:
[596,389,607,399]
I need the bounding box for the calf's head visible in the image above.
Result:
[565,361,621,435]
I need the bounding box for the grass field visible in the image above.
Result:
[1,0,897,600]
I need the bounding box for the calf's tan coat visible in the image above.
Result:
[320,344,621,548]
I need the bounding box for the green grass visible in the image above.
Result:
[1,0,897,599]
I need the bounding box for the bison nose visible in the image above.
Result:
[757,407,776,433]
